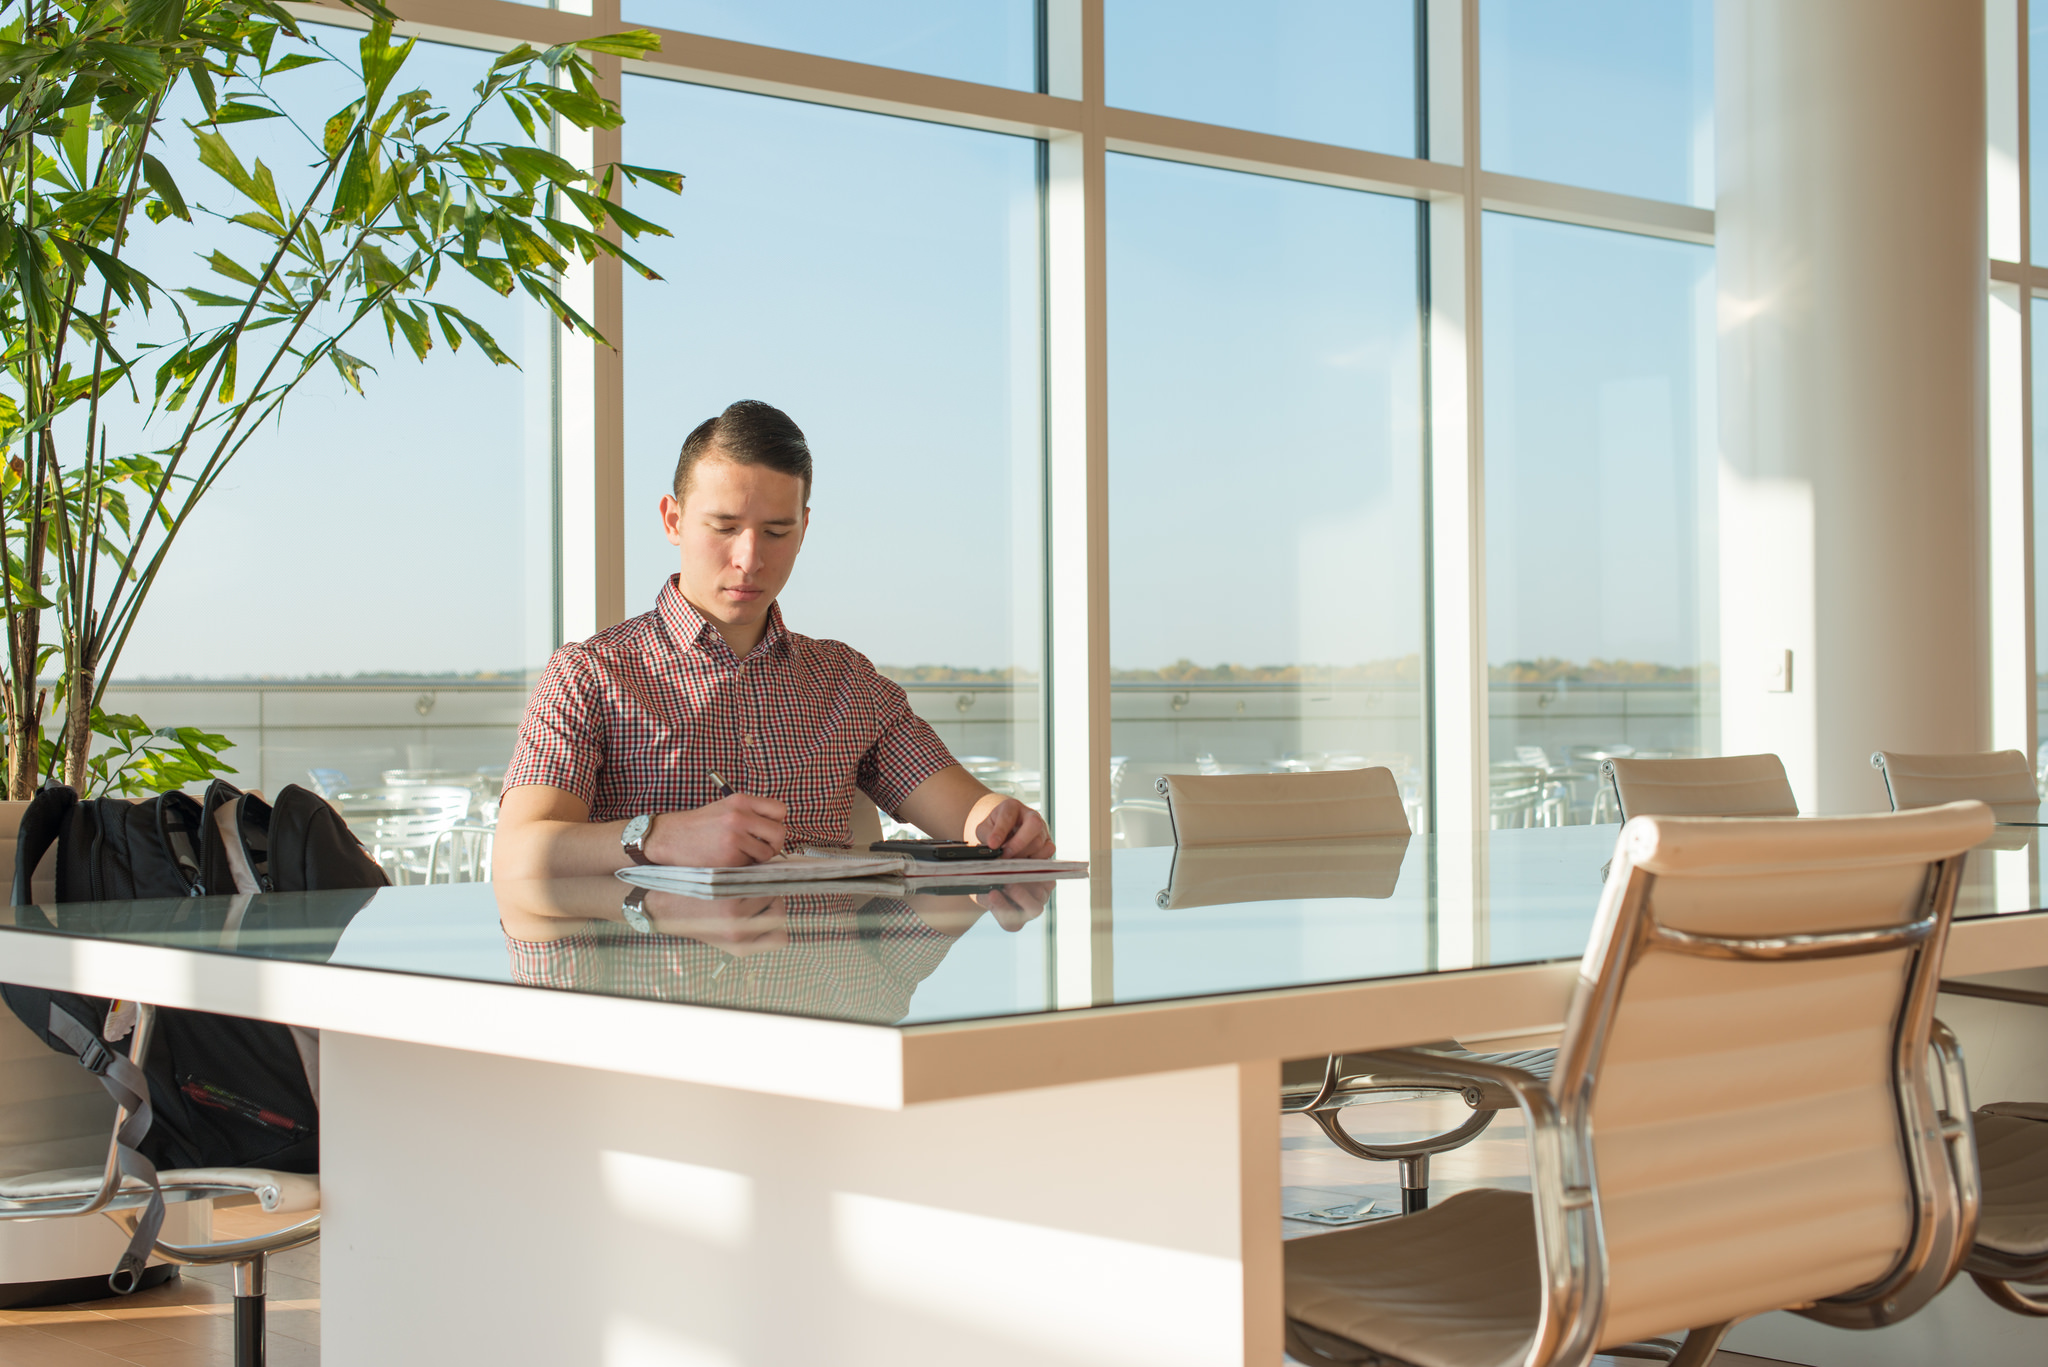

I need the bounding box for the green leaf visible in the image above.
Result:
[204,250,261,286]
[324,99,361,159]
[359,22,416,117]
[615,162,685,195]
[451,309,514,366]
[328,345,373,394]
[490,43,542,72]
[141,153,189,222]
[176,287,244,308]
[496,145,583,192]
[207,101,282,125]
[575,30,664,58]
[537,85,622,131]
[266,53,325,76]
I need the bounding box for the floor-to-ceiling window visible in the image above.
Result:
[618,80,1046,819]
[1104,157,1426,833]
[67,0,1734,847]
[1479,0,1717,825]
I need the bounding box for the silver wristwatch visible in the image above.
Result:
[621,885,652,933]
[621,812,655,865]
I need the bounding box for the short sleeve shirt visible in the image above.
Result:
[503,577,957,846]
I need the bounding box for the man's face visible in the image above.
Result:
[660,455,810,633]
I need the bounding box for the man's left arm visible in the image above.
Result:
[855,660,1055,857]
[894,765,1055,857]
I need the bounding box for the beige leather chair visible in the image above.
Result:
[1932,977,2048,1315]
[1157,768,1410,846]
[1871,749,2042,824]
[1285,802,1989,1367]
[1602,752,1798,821]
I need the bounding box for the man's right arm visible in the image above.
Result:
[492,785,791,881]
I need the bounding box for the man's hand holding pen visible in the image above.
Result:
[639,793,789,867]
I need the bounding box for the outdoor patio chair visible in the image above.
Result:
[1284,801,1989,1366]
[332,785,472,884]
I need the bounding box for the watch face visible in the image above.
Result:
[622,813,652,848]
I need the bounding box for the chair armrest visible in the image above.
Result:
[1335,1048,1603,1367]
[0,1166,317,1214]
[1939,980,2048,1009]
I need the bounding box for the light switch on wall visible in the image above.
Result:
[1765,648,1793,693]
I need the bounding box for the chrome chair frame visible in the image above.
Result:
[1935,977,2048,1314]
[1285,834,1978,1367]
[0,1004,320,1367]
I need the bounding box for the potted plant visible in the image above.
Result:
[0,0,679,804]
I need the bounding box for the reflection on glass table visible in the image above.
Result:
[7,824,2045,1033]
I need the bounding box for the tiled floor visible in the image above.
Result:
[0,1106,1805,1367]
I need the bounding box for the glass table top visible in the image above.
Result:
[2,824,2041,1030]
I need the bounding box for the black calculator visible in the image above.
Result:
[869,839,1004,862]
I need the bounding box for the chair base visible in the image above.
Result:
[1286,1198,1395,1228]
[0,1262,176,1309]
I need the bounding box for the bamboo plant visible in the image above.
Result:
[0,0,679,797]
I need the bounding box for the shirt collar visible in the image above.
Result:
[657,575,791,661]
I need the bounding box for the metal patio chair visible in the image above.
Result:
[333,785,472,884]
[1283,801,1989,1367]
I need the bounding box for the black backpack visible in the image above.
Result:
[203,782,387,894]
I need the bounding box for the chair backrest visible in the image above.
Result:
[1159,837,1411,908]
[1158,768,1411,847]
[1558,802,1987,1348]
[1870,749,2040,819]
[305,768,348,798]
[1603,752,1797,821]
[333,786,473,847]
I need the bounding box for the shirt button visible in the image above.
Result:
[744,734,756,746]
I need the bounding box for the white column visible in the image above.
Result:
[1716,0,1989,813]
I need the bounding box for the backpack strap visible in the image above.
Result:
[11,786,77,908]
[44,1003,165,1294]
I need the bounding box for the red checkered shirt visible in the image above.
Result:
[502,895,956,1023]
[504,576,958,846]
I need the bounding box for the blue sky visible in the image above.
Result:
[108,5,1715,680]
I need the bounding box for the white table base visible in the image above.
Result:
[323,1033,1283,1367]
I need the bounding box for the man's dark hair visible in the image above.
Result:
[674,400,813,504]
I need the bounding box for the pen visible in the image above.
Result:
[709,769,735,799]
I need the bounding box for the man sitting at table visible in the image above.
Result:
[493,399,1055,878]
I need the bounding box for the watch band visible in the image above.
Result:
[621,886,652,933]
[622,812,654,866]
